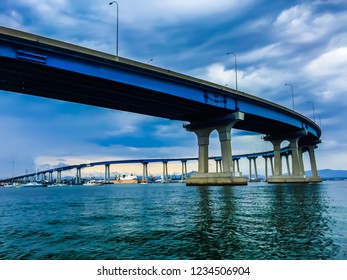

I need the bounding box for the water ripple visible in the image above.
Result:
[0,182,346,259]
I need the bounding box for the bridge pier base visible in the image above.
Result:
[186,172,247,186]
[185,112,247,186]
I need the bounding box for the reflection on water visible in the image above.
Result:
[188,184,338,259]
[0,182,346,259]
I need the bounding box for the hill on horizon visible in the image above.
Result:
[307,169,347,178]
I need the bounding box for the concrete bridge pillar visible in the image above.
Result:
[284,154,291,175]
[57,170,62,183]
[299,147,305,176]
[248,156,259,181]
[142,162,149,183]
[307,145,322,182]
[184,112,247,186]
[233,157,241,175]
[308,146,318,177]
[215,158,222,172]
[48,171,53,182]
[104,164,111,183]
[266,139,282,176]
[265,131,315,183]
[263,156,268,181]
[263,155,274,181]
[253,157,258,180]
[162,161,169,183]
[270,156,274,175]
[193,128,213,173]
[289,138,302,176]
[216,125,234,173]
[180,160,187,182]
[75,167,82,185]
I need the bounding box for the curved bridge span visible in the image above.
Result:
[2,148,291,184]
[0,27,322,185]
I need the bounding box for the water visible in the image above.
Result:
[0,181,346,260]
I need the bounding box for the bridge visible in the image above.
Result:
[1,148,293,184]
[0,26,322,185]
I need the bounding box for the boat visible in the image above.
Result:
[21,181,47,187]
[47,182,69,187]
[21,160,47,187]
[83,180,104,186]
[111,173,138,184]
[2,182,22,188]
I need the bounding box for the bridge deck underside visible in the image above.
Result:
[0,56,306,137]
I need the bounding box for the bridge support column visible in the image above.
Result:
[248,156,259,182]
[270,156,274,175]
[104,164,110,183]
[263,156,268,182]
[285,154,291,175]
[299,147,305,176]
[180,160,187,182]
[289,138,303,177]
[194,128,213,173]
[274,141,282,176]
[253,157,258,181]
[265,131,311,183]
[263,155,273,181]
[75,167,82,185]
[161,161,169,183]
[215,158,222,172]
[185,112,247,186]
[233,157,241,175]
[217,126,233,173]
[307,145,322,182]
[142,162,149,183]
[48,171,53,183]
[57,170,62,183]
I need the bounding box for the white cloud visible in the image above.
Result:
[201,63,235,86]
[240,43,289,64]
[305,47,347,77]
[197,62,291,101]
[274,4,347,44]
[110,0,255,25]
[103,111,157,136]
[304,47,347,103]
[154,122,190,139]
[22,0,68,14]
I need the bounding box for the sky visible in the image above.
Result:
[1,0,347,179]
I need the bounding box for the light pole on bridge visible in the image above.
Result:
[284,83,295,111]
[307,101,316,123]
[226,52,238,91]
[109,1,119,57]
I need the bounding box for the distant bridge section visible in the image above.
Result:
[2,148,292,184]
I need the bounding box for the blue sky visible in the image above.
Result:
[1,0,347,178]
